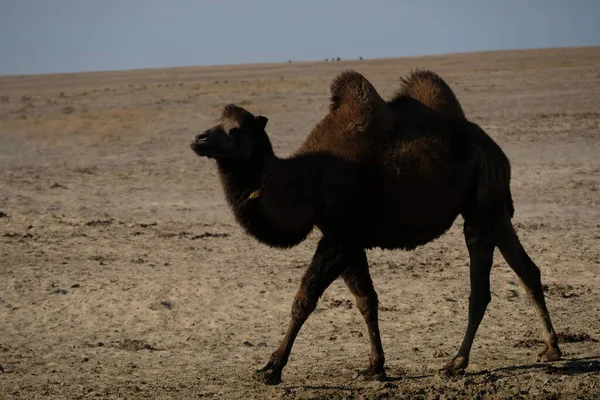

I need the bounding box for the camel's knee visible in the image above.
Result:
[356,291,378,317]
[291,295,316,321]
[521,261,542,285]
[472,291,491,308]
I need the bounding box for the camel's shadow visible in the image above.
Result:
[467,355,600,378]
[281,357,600,391]
[387,356,600,382]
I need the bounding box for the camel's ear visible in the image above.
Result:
[254,115,268,130]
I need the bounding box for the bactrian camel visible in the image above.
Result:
[190,69,562,384]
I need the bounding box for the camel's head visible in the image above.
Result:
[191,104,269,160]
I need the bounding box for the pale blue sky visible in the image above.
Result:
[1,0,599,75]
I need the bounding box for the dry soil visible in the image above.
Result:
[1,47,600,399]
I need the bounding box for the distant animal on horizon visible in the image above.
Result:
[189,68,562,384]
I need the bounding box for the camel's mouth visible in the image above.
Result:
[191,129,237,159]
[191,131,217,156]
[190,139,216,156]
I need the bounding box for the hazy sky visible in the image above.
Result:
[1,0,599,75]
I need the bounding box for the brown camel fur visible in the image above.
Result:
[189,69,561,385]
[392,68,466,119]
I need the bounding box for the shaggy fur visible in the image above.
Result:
[391,68,466,119]
[190,69,560,385]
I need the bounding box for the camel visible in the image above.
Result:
[189,69,562,385]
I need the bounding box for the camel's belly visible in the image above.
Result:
[317,169,468,249]
[318,206,461,250]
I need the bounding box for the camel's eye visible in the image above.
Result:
[229,128,241,138]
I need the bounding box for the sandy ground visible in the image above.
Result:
[1,47,600,399]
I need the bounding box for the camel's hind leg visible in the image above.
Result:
[342,257,386,381]
[441,220,495,376]
[441,211,562,376]
[495,213,562,362]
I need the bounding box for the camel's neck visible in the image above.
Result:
[216,148,317,248]
[216,154,274,207]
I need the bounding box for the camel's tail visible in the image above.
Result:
[467,122,515,221]
[392,69,465,119]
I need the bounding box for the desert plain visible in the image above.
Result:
[1,47,600,399]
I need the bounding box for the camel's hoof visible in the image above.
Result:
[253,368,282,385]
[439,356,467,377]
[538,344,562,362]
[355,367,387,382]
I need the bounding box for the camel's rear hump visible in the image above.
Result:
[392,69,465,119]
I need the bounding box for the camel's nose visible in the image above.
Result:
[195,132,209,142]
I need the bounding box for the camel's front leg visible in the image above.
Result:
[342,257,386,381]
[253,236,350,385]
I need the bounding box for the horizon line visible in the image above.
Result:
[1,44,598,79]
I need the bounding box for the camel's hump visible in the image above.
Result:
[393,69,465,119]
[329,70,383,112]
[293,71,393,160]
[326,70,392,132]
